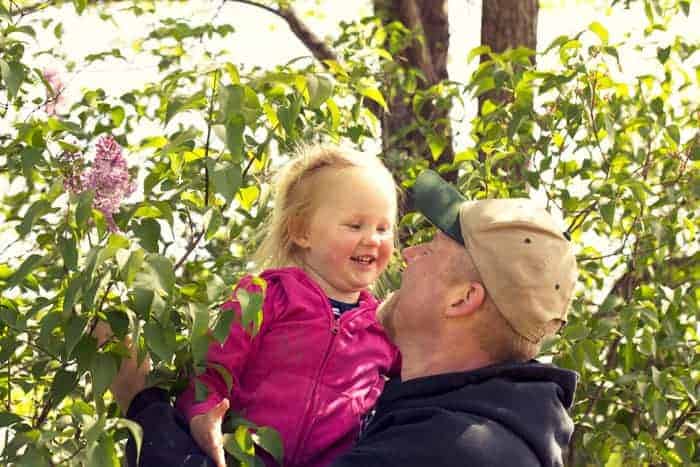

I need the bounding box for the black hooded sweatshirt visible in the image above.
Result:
[331,361,577,467]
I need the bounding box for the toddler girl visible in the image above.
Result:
[176,145,401,467]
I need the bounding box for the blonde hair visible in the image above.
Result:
[253,144,397,270]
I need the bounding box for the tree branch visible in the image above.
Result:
[227,0,338,63]
[661,403,698,441]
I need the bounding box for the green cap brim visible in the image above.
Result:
[412,170,466,245]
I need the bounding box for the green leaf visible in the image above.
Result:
[589,21,609,44]
[212,307,236,343]
[652,397,667,426]
[224,62,240,84]
[189,302,211,366]
[87,434,119,467]
[204,209,223,241]
[21,147,44,178]
[225,115,245,160]
[195,379,209,402]
[211,162,242,204]
[91,353,117,396]
[220,85,243,116]
[306,74,334,108]
[116,419,144,464]
[59,234,78,271]
[605,452,623,467]
[359,86,388,111]
[657,46,671,64]
[600,202,615,228]
[427,133,447,160]
[130,287,154,319]
[7,254,44,289]
[0,60,24,100]
[15,446,50,467]
[110,107,125,127]
[96,233,130,268]
[121,249,145,286]
[50,369,78,406]
[210,362,233,393]
[0,412,22,427]
[236,185,259,211]
[680,0,690,16]
[73,0,87,14]
[133,219,161,253]
[63,274,83,315]
[139,254,175,296]
[76,190,95,231]
[666,124,680,145]
[17,200,51,237]
[64,315,87,357]
[223,426,259,465]
[278,95,302,137]
[467,45,491,63]
[454,149,478,163]
[236,288,263,336]
[252,427,284,463]
[144,321,176,362]
[105,310,130,341]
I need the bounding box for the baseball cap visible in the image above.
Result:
[412,170,578,343]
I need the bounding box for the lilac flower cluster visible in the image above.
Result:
[63,136,136,232]
[43,69,65,116]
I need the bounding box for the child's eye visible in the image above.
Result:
[347,223,361,230]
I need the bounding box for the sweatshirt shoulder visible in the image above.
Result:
[353,409,541,467]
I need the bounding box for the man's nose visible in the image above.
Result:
[402,245,422,262]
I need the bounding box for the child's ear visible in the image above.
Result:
[288,216,310,249]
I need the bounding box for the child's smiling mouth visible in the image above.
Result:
[351,255,376,265]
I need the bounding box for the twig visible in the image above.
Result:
[174,229,206,272]
[173,69,221,272]
[660,403,697,441]
[204,69,220,208]
[226,0,338,63]
[566,200,598,235]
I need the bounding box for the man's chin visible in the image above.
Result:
[377,291,400,340]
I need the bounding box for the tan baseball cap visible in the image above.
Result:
[412,170,578,343]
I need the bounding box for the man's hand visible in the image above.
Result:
[190,399,230,467]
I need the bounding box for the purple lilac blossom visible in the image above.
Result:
[63,136,136,232]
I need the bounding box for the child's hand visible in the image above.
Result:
[190,399,230,467]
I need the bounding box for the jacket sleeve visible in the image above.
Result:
[176,275,271,422]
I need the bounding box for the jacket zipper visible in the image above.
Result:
[288,311,341,465]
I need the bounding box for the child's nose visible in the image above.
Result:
[363,230,382,245]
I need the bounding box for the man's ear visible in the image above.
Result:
[444,281,485,318]
[288,216,310,249]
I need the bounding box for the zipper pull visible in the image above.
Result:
[331,320,339,334]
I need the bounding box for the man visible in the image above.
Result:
[331,170,578,467]
[106,170,577,467]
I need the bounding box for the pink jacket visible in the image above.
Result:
[176,267,400,467]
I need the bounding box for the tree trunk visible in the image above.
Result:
[481,0,538,57]
[373,0,455,184]
[479,0,538,180]
[480,0,537,109]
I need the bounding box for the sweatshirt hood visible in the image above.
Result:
[380,361,577,467]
